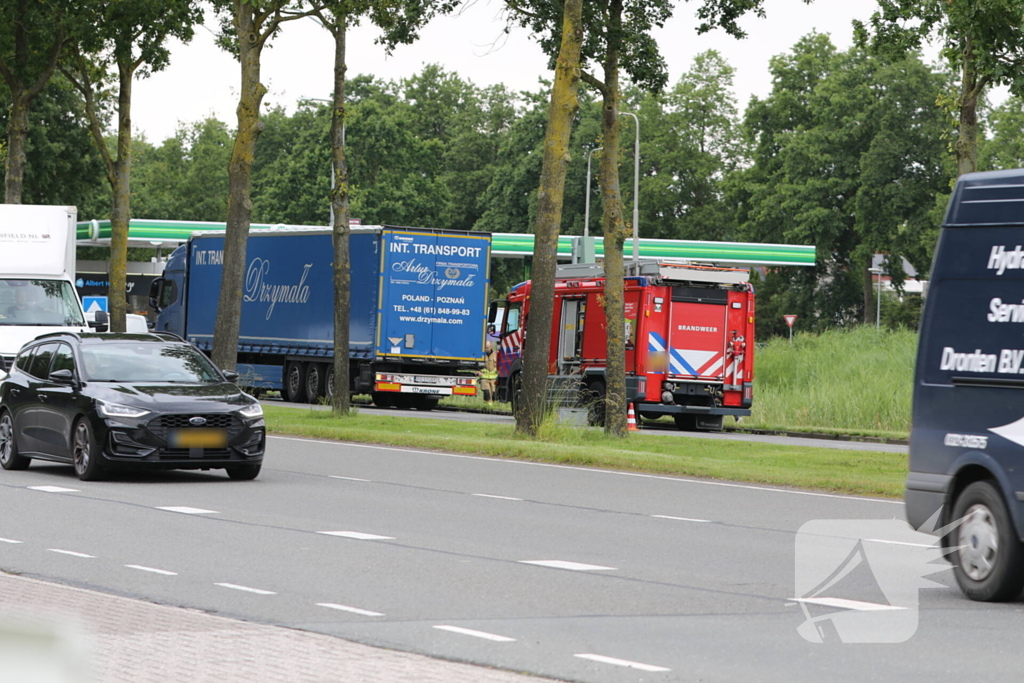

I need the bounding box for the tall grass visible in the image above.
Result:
[746,326,916,435]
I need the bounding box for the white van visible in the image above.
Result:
[0,205,90,370]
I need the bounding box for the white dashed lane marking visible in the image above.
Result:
[330,476,370,482]
[575,653,671,672]
[0,538,22,544]
[789,597,905,612]
[49,549,95,558]
[433,625,516,642]
[317,603,385,617]
[519,560,616,572]
[317,531,395,541]
[651,514,711,523]
[125,565,178,576]
[472,494,523,501]
[28,486,79,493]
[215,583,276,595]
[155,507,219,515]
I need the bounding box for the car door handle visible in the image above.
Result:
[10,388,19,396]
[38,394,48,402]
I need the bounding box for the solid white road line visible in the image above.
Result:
[651,514,711,523]
[472,494,523,501]
[49,549,95,558]
[519,560,616,572]
[0,538,22,544]
[317,603,385,617]
[330,476,370,482]
[433,625,516,642]
[864,538,937,548]
[28,486,79,493]
[575,653,671,672]
[215,583,276,595]
[267,435,901,504]
[156,506,219,515]
[125,564,178,576]
[317,531,395,541]
[789,597,905,612]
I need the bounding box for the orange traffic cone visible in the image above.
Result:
[627,403,639,431]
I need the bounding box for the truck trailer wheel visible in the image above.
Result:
[305,363,325,403]
[283,362,306,404]
[372,392,396,408]
[413,396,439,411]
[949,480,1024,601]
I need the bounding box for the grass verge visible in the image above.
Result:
[265,405,907,498]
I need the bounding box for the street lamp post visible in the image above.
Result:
[619,111,640,269]
[584,146,602,238]
[869,266,883,328]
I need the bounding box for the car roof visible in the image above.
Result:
[26,332,186,346]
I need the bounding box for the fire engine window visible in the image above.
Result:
[504,303,521,335]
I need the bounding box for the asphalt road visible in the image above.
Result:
[272,399,909,454]
[0,433,1011,683]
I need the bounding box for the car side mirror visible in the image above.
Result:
[49,369,75,385]
[88,310,109,332]
[222,370,240,383]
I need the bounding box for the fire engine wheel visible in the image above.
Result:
[372,392,396,408]
[584,380,606,427]
[284,362,306,404]
[949,480,1024,601]
[304,363,325,403]
[509,373,524,415]
[673,414,698,431]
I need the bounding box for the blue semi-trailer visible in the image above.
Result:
[149,226,492,407]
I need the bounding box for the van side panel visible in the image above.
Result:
[909,192,1024,538]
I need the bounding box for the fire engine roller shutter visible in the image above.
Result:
[671,286,728,305]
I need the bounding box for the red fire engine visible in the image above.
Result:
[493,260,755,431]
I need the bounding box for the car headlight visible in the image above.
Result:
[96,401,150,419]
[238,402,263,419]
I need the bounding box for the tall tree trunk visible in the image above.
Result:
[4,93,30,204]
[107,58,134,334]
[213,3,267,371]
[516,0,584,436]
[600,0,628,437]
[957,44,982,177]
[329,16,351,416]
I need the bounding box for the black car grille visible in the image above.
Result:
[147,414,244,441]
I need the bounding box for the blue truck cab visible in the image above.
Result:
[908,169,1024,601]
[150,226,491,407]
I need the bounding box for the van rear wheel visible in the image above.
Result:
[950,480,1024,601]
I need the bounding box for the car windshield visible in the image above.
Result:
[0,279,86,327]
[81,343,222,383]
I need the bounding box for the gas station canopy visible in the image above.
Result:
[77,219,816,267]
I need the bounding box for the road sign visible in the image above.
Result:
[784,315,797,328]
[83,296,108,313]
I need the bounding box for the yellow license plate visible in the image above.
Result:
[169,429,228,448]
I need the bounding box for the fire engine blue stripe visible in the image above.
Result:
[648,331,665,353]
[671,349,698,376]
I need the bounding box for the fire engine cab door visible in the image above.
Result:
[668,287,728,380]
[557,298,585,374]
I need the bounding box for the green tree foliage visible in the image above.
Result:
[737,35,952,338]
[131,117,232,221]
[981,96,1024,171]
[0,75,106,213]
[855,0,1024,176]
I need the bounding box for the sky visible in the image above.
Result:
[132,0,898,143]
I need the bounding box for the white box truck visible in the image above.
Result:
[0,205,90,373]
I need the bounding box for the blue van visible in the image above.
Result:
[908,169,1024,601]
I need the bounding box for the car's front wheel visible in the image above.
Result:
[72,418,105,481]
[0,411,30,470]
[226,463,261,480]
[950,480,1024,601]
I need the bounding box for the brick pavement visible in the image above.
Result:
[0,572,559,683]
